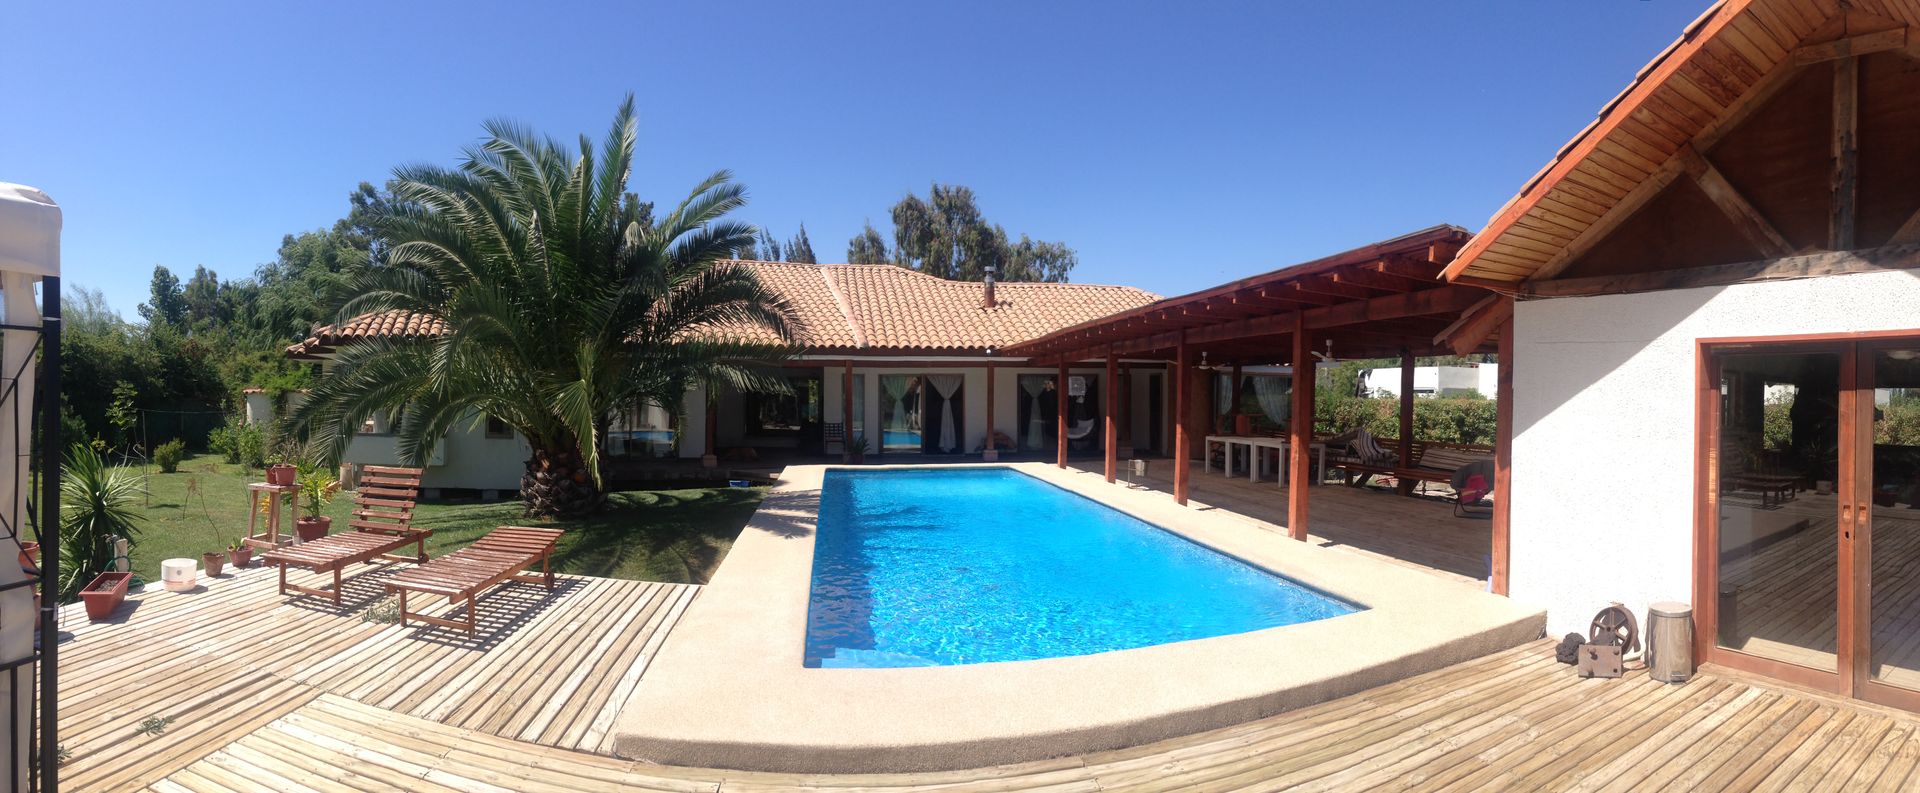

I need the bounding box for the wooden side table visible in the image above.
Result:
[245,482,301,550]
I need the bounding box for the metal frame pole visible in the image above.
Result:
[38,276,58,793]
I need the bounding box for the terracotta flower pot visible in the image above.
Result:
[1234,414,1253,436]
[296,516,331,543]
[80,572,132,622]
[18,541,37,572]
[202,551,225,578]
[229,546,252,569]
[266,464,297,486]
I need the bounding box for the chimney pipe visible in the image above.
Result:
[983,264,997,308]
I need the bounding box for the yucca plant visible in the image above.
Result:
[58,444,145,601]
[289,95,795,516]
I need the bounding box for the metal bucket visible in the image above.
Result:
[1646,601,1694,683]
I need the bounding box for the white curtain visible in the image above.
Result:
[1021,377,1047,448]
[881,376,912,443]
[1217,373,1236,416]
[927,375,964,453]
[1252,376,1291,426]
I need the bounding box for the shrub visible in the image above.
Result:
[207,414,266,468]
[153,438,186,473]
[57,444,146,601]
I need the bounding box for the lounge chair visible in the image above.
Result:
[384,526,564,636]
[261,465,430,606]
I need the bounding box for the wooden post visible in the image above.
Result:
[1288,316,1313,541]
[704,389,719,468]
[842,360,854,462]
[1174,333,1191,505]
[1229,361,1243,433]
[1492,301,1515,596]
[1118,362,1132,454]
[1056,361,1069,468]
[1398,347,1416,496]
[984,363,996,459]
[1105,347,1118,483]
[1831,56,1859,251]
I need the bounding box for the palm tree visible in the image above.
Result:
[290,96,795,516]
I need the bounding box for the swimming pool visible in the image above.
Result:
[805,467,1361,668]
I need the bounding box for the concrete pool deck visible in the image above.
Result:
[611,462,1545,772]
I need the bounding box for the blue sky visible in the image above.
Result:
[3,1,1705,315]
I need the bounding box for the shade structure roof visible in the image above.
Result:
[0,183,60,279]
[1442,0,1920,286]
[1004,225,1496,365]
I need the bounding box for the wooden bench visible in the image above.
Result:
[384,526,564,636]
[1330,439,1495,490]
[261,465,429,606]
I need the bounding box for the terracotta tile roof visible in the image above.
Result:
[287,261,1158,357]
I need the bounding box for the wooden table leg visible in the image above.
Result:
[267,492,281,546]
[467,595,477,636]
[249,492,260,546]
[331,567,342,606]
[398,590,408,628]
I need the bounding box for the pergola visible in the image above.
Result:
[1005,225,1517,592]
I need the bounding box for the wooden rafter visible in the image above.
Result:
[1676,143,1795,257]
[1790,26,1907,65]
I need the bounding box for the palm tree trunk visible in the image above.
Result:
[521,444,604,517]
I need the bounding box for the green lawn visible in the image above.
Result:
[109,454,763,585]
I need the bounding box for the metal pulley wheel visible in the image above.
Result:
[1589,603,1641,655]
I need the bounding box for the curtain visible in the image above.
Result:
[1021,376,1048,449]
[1216,373,1236,416]
[1252,376,1291,426]
[927,375,963,453]
[880,376,912,450]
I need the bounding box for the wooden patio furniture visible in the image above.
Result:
[261,465,430,606]
[1331,439,1495,491]
[384,525,564,636]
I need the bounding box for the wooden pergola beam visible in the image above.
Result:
[1519,244,1920,298]
[1677,143,1795,258]
[1791,26,1906,66]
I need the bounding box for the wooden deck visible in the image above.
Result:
[107,637,1920,792]
[57,562,696,790]
[1071,459,1493,587]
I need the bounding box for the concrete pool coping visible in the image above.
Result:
[611,462,1545,773]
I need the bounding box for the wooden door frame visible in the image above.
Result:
[1693,329,1920,706]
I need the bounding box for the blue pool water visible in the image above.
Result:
[804,468,1361,668]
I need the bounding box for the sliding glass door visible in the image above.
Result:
[1702,334,1920,710]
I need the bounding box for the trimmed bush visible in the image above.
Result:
[153,438,186,473]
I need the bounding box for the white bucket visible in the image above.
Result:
[161,558,197,592]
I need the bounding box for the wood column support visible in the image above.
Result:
[1832,56,1859,251]
[1174,334,1191,506]
[1104,348,1118,483]
[1491,300,1515,596]
[1056,362,1069,468]
[984,363,996,459]
[1287,316,1313,541]
[842,360,854,462]
[1398,347,1416,496]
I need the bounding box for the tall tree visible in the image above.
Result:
[138,266,187,327]
[846,221,890,264]
[853,183,1076,281]
[290,96,796,516]
[754,228,782,262]
[786,224,817,263]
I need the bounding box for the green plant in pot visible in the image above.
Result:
[848,434,870,464]
[228,537,252,569]
[294,465,341,542]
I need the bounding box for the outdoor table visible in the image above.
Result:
[1205,435,1327,487]
[244,482,301,551]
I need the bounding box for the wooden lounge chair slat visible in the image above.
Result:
[264,466,429,607]
[387,526,565,636]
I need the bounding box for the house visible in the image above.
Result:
[1442,0,1920,712]
[284,261,1161,492]
[1359,363,1498,399]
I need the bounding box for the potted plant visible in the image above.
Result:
[848,434,869,464]
[294,465,341,542]
[18,541,37,572]
[201,550,225,577]
[79,571,131,621]
[266,463,297,486]
[228,539,252,569]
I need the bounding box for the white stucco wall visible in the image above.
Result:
[1511,269,1920,637]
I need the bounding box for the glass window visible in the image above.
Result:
[608,402,676,459]
[879,375,923,452]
